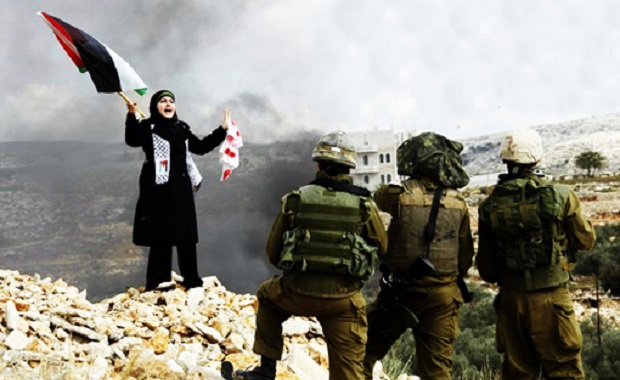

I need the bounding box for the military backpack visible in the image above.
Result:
[488,176,575,290]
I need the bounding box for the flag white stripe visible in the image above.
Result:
[105,45,147,92]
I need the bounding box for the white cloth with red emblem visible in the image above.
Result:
[219,119,243,181]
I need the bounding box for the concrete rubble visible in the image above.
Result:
[0,269,349,380]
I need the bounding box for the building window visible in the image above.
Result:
[381,174,385,184]
[379,154,384,164]
[386,153,391,163]
[364,175,369,184]
[387,174,392,183]
[363,155,368,165]
[363,134,369,145]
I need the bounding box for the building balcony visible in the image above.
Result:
[356,145,379,153]
[351,165,379,174]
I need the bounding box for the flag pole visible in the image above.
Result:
[118,92,146,119]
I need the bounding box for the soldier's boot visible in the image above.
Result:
[233,356,276,380]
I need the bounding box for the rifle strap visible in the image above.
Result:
[424,186,444,256]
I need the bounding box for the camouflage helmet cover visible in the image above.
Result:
[311,130,357,168]
[397,132,470,188]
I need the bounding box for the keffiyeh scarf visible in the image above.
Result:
[152,133,202,187]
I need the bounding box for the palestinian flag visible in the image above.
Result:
[38,11,147,96]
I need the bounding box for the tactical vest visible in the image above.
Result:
[488,176,573,291]
[276,184,376,282]
[386,180,465,277]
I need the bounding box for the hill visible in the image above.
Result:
[461,112,620,176]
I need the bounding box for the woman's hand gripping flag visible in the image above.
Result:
[219,110,243,181]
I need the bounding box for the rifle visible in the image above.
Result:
[368,275,421,332]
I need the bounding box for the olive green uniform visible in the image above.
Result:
[252,172,388,380]
[363,179,475,380]
[476,174,596,380]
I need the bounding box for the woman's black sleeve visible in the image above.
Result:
[125,113,145,148]
[188,126,227,155]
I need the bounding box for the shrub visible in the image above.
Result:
[453,284,502,377]
[574,224,620,295]
[581,316,620,379]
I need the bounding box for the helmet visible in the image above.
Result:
[397,132,469,188]
[311,131,357,168]
[499,128,543,164]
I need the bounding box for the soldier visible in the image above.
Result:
[476,128,596,379]
[363,132,475,380]
[234,131,388,380]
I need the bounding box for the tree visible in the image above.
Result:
[575,150,606,177]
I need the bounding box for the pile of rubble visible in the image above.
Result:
[0,269,341,380]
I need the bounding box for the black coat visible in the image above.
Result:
[125,114,226,246]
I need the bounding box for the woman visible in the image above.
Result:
[125,89,228,291]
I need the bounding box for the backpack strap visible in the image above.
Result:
[422,186,444,269]
[424,186,444,245]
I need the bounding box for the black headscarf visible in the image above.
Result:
[148,89,178,127]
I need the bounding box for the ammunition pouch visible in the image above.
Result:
[278,229,376,282]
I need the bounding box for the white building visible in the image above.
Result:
[349,129,416,191]
[467,172,503,188]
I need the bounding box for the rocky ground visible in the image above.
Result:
[1,269,617,380]
[0,270,335,380]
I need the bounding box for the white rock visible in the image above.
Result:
[88,355,109,380]
[55,327,69,340]
[203,343,225,361]
[114,337,143,353]
[178,350,198,367]
[172,271,184,282]
[5,301,22,331]
[30,320,53,337]
[167,359,185,374]
[283,343,329,380]
[187,364,222,379]
[202,276,222,291]
[5,330,29,350]
[283,318,313,336]
[195,323,223,343]
[181,342,204,355]
[186,287,204,311]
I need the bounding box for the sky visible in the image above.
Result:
[4,0,620,144]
